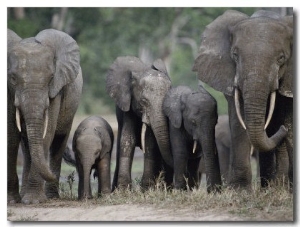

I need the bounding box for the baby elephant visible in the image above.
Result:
[163,85,221,192]
[64,116,114,199]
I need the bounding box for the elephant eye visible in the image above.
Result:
[277,53,286,65]
[141,97,148,106]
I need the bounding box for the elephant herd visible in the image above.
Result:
[7,9,293,204]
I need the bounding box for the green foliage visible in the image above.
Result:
[10,7,281,116]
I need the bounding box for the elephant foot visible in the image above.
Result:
[7,193,21,204]
[21,191,47,204]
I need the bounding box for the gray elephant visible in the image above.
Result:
[63,116,113,199]
[106,56,173,190]
[192,10,293,189]
[163,85,221,192]
[7,28,83,204]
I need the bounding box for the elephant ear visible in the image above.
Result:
[7,29,22,53]
[278,15,293,98]
[151,58,170,79]
[35,29,80,98]
[163,86,192,128]
[192,10,248,96]
[106,56,148,112]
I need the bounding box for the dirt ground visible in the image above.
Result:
[7,200,248,222]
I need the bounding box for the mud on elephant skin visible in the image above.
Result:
[63,116,114,200]
[7,29,83,204]
[193,10,293,189]
[163,85,221,192]
[106,56,173,190]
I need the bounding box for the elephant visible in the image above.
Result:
[199,115,258,183]
[163,85,221,192]
[7,28,83,204]
[63,116,113,199]
[106,56,173,190]
[192,10,293,189]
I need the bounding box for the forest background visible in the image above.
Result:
[7,7,293,116]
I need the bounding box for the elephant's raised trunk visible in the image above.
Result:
[240,84,288,152]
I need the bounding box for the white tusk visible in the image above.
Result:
[43,109,49,139]
[264,92,276,130]
[250,144,254,156]
[15,108,21,132]
[234,88,247,130]
[192,140,197,154]
[141,123,146,153]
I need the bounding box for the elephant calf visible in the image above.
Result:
[63,116,114,199]
[163,85,222,192]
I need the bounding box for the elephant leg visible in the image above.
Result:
[76,160,84,199]
[162,160,174,189]
[141,126,162,189]
[46,132,70,199]
[187,157,201,189]
[284,98,293,189]
[20,138,31,198]
[97,152,111,196]
[226,96,252,190]
[171,126,188,190]
[7,116,21,203]
[21,161,47,204]
[115,111,136,189]
[259,151,276,187]
[217,143,230,184]
[275,142,289,185]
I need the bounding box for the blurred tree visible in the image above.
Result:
[7,7,292,115]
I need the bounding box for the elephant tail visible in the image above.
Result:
[63,146,76,167]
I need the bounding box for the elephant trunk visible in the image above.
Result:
[150,113,173,167]
[242,83,287,152]
[26,119,56,182]
[82,163,93,199]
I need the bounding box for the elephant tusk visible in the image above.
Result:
[141,123,147,153]
[264,92,276,130]
[250,144,254,156]
[234,88,247,130]
[192,140,197,154]
[15,108,21,132]
[43,109,49,139]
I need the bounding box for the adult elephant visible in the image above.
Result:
[163,85,221,192]
[7,29,83,204]
[106,56,173,190]
[63,116,113,199]
[192,10,293,189]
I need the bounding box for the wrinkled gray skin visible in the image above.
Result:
[63,116,113,200]
[163,85,221,192]
[7,29,83,204]
[193,10,293,189]
[199,115,260,184]
[214,115,231,183]
[106,56,173,190]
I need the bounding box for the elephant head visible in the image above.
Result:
[7,29,80,181]
[193,10,293,152]
[106,56,173,167]
[163,85,218,153]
